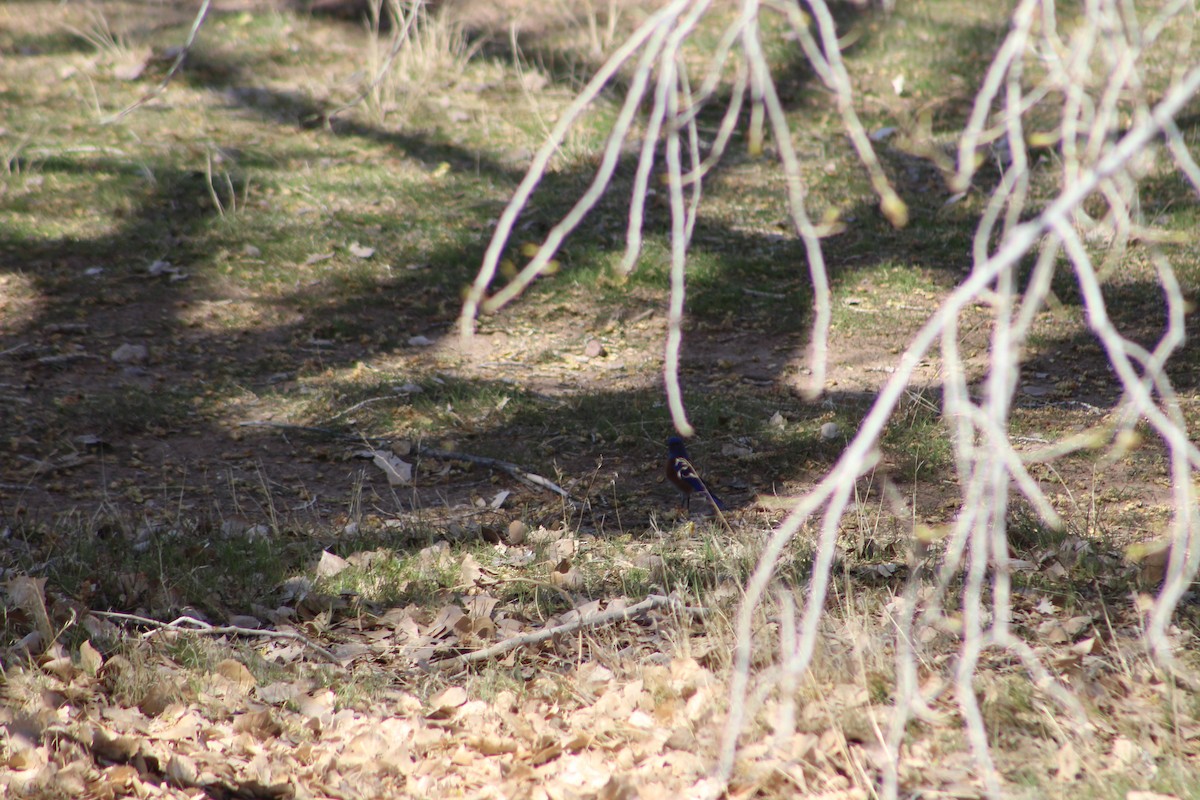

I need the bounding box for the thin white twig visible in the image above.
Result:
[721,60,1200,785]
[744,6,831,398]
[663,53,692,437]
[804,0,907,226]
[458,1,688,338]
[91,610,342,665]
[432,594,684,669]
[325,395,397,422]
[417,447,575,501]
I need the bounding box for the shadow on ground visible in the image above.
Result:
[2,0,1197,621]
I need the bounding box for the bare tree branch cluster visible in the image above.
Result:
[457,1,1200,796]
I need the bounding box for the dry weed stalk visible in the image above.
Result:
[100,0,212,124]
[457,0,1200,796]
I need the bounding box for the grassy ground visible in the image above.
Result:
[3,0,1200,797]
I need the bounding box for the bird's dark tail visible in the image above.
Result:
[703,486,726,512]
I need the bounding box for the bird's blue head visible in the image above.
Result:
[666,436,688,456]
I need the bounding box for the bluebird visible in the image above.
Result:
[666,436,726,512]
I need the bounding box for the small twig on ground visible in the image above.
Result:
[324,395,397,423]
[37,353,98,366]
[432,594,698,670]
[483,576,579,610]
[90,610,342,666]
[236,421,575,501]
[0,343,30,357]
[415,446,573,501]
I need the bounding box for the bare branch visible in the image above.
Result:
[458,1,690,338]
[91,610,343,665]
[416,446,575,501]
[431,594,688,670]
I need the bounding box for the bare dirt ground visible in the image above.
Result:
[1,0,1176,542]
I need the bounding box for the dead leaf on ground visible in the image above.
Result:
[232,709,283,740]
[348,241,375,259]
[460,553,483,586]
[428,686,468,718]
[91,727,140,762]
[214,659,257,691]
[316,549,350,578]
[550,558,582,590]
[371,451,414,485]
[78,640,103,676]
[6,576,54,646]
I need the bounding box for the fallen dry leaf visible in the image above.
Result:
[316,549,350,578]
[6,576,53,646]
[233,709,283,740]
[460,553,483,586]
[371,451,414,485]
[165,753,199,786]
[91,727,140,762]
[429,686,469,716]
[214,659,257,691]
[348,241,375,259]
[78,640,104,676]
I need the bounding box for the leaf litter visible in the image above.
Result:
[1,571,742,799]
[7,520,1200,798]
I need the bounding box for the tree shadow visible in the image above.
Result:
[0,0,991,519]
[6,0,1188,623]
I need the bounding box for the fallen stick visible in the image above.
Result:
[414,446,573,502]
[90,610,343,666]
[237,421,574,501]
[431,594,697,671]
[324,395,398,422]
